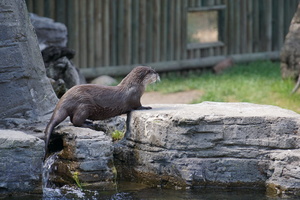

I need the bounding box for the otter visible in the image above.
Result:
[44,66,160,156]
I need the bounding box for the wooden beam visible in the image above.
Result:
[81,51,280,79]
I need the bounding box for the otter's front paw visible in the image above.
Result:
[137,106,152,110]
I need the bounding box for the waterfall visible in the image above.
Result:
[42,153,89,199]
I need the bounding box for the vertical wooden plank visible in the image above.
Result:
[79,0,87,68]
[252,0,259,52]
[110,0,117,66]
[190,0,196,7]
[223,0,228,55]
[131,0,139,64]
[94,0,102,67]
[117,0,124,65]
[153,0,161,62]
[271,0,279,51]
[161,0,168,61]
[277,0,284,49]
[181,0,188,60]
[66,0,79,65]
[207,0,215,57]
[87,0,94,68]
[146,0,153,63]
[124,0,132,65]
[33,0,44,16]
[175,0,182,60]
[49,0,56,19]
[55,0,67,24]
[44,0,51,18]
[139,0,146,64]
[168,0,175,60]
[265,0,272,51]
[103,0,110,66]
[235,0,240,54]
[247,0,253,53]
[25,0,34,12]
[228,0,235,54]
[240,0,247,53]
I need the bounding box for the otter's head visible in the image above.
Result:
[119,66,160,87]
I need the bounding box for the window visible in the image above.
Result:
[188,10,218,43]
[187,5,226,49]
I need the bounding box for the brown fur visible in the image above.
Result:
[44,66,160,157]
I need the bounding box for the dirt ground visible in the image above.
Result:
[141,90,203,105]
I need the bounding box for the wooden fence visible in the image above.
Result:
[26,0,299,77]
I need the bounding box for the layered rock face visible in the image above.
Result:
[114,102,300,196]
[48,126,115,188]
[281,3,300,79]
[0,0,57,128]
[0,130,44,193]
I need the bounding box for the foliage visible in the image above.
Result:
[147,61,300,113]
[72,171,82,189]
[111,130,125,141]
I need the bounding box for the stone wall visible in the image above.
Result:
[114,102,300,197]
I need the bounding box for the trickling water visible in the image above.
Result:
[42,153,93,199]
[42,153,58,189]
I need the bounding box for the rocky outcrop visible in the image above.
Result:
[0,130,44,193]
[48,126,115,189]
[29,13,67,50]
[0,0,57,128]
[30,15,86,97]
[281,3,300,80]
[114,102,300,197]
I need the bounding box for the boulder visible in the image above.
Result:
[91,75,117,86]
[48,126,115,189]
[281,3,300,80]
[29,13,67,50]
[0,0,57,128]
[0,130,44,193]
[114,102,300,197]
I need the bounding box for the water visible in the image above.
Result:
[1,155,298,200]
[2,186,298,200]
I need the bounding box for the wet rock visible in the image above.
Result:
[0,130,44,193]
[114,102,300,196]
[48,126,115,189]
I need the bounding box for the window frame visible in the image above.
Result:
[187,5,226,50]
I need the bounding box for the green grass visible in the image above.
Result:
[147,61,300,113]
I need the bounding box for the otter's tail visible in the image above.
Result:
[44,110,68,160]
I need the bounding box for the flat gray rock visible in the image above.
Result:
[115,102,300,197]
[0,130,44,193]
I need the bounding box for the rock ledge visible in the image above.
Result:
[114,102,300,197]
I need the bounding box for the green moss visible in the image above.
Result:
[111,130,125,141]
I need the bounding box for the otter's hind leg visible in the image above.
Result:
[72,109,89,127]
